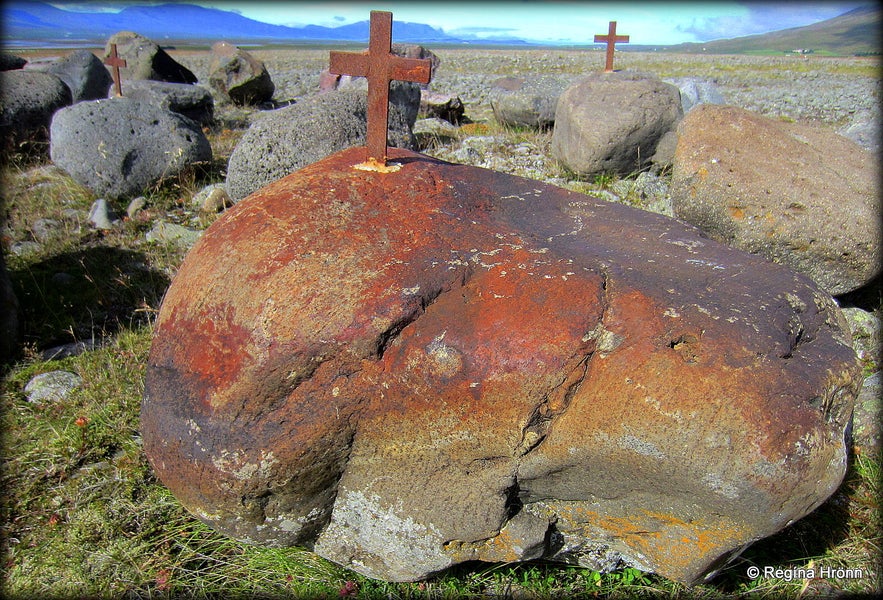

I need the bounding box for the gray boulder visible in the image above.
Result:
[46,49,113,102]
[489,75,575,129]
[50,98,211,199]
[208,41,274,106]
[122,80,214,125]
[665,76,725,113]
[104,31,197,84]
[0,70,72,151]
[330,77,422,130]
[838,109,880,154]
[551,72,682,176]
[24,371,83,403]
[671,105,880,296]
[1,51,27,71]
[226,87,418,202]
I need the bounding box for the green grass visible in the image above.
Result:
[1,68,880,598]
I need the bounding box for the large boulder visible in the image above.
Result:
[46,49,113,102]
[551,72,682,176]
[226,86,419,202]
[122,80,214,125]
[208,41,274,106]
[49,98,211,199]
[1,51,27,71]
[143,146,859,585]
[0,70,72,152]
[104,31,197,84]
[671,104,880,296]
[488,75,575,129]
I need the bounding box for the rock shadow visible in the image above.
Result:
[8,246,171,352]
[712,449,867,591]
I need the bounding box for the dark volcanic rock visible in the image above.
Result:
[123,80,214,125]
[1,51,27,71]
[105,31,197,84]
[46,49,113,102]
[488,75,575,129]
[50,98,211,199]
[225,87,419,202]
[143,147,859,584]
[0,70,72,151]
[208,41,275,106]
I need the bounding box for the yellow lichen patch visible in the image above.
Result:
[728,206,745,219]
[459,123,491,136]
[552,503,752,579]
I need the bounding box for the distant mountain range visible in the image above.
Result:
[1,1,879,54]
[666,4,880,55]
[0,1,527,46]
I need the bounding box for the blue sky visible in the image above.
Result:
[51,1,865,45]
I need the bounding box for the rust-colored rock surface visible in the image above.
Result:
[142,147,860,583]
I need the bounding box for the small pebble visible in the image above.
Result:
[24,370,83,403]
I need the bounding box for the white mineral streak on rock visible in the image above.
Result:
[211,449,278,481]
[582,323,624,355]
[315,489,453,581]
[701,472,741,499]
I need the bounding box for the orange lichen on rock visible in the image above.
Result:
[143,147,859,583]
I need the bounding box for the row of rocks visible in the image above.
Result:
[2,32,271,175]
[221,65,879,297]
[474,74,879,297]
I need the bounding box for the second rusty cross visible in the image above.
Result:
[329,11,431,168]
[594,21,629,73]
[105,43,127,97]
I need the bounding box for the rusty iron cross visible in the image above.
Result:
[105,43,127,97]
[594,21,629,73]
[329,11,431,169]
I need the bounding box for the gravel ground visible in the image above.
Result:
[173,47,881,128]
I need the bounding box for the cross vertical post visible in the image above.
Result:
[594,21,629,73]
[329,11,431,169]
[105,43,127,97]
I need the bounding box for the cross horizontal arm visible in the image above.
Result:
[390,57,431,84]
[329,51,368,77]
[594,34,629,43]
